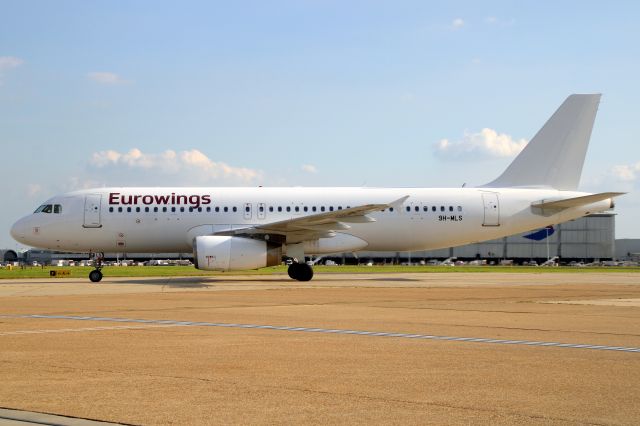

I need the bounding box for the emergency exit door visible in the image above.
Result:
[482,192,500,226]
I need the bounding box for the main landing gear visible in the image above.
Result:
[287,262,314,282]
[89,252,104,283]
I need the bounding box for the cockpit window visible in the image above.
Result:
[34,204,62,214]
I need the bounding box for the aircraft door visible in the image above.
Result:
[257,203,266,220]
[481,192,500,226]
[243,203,252,220]
[83,194,102,228]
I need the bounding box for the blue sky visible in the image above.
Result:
[1,1,639,249]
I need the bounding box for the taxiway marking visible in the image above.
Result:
[3,314,640,354]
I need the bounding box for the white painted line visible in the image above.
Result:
[4,314,640,354]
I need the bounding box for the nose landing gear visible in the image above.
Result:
[89,252,104,283]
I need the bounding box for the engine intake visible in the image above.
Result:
[193,236,282,271]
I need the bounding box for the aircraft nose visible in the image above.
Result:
[10,217,29,244]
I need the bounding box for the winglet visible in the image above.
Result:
[388,195,410,208]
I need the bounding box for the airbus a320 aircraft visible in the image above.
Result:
[11,94,624,282]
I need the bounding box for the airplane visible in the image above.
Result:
[10,94,625,283]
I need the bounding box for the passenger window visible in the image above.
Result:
[320,206,325,212]
[118,207,123,213]
[440,206,445,212]
[232,207,237,212]
[171,207,176,212]
[457,206,462,212]
[206,207,211,212]
[312,206,316,212]
[329,206,334,211]
[189,207,193,212]
[162,207,167,212]
[198,207,202,212]
[278,206,282,212]
[423,206,428,212]
[223,207,228,212]
[338,206,342,210]
[269,206,274,212]
[432,206,436,212]
[303,206,308,212]
[259,206,264,212]
[154,207,159,213]
[449,206,453,212]
[109,207,114,213]
[406,206,410,212]
[415,206,419,212]
[180,207,185,212]
[215,207,220,212]
[127,207,132,213]
[286,206,291,212]
[245,206,250,213]
[136,207,141,213]
[295,206,299,212]
[145,207,149,213]
[389,207,394,212]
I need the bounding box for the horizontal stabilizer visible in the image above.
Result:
[531,192,625,210]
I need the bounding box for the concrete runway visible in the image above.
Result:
[1,272,639,425]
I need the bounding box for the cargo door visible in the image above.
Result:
[482,192,500,226]
[83,194,102,228]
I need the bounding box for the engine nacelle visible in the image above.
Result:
[193,236,282,271]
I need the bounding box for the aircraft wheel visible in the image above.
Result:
[89,269,103,283]
[288,263,313,281]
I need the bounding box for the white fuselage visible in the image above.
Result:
[10,187,612,255]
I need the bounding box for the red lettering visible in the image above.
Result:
[154,194,170,204]
[201,195,211,205]
[142,195,154,204]
[109,192,120,204]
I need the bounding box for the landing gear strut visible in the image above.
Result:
[287,262,314,282]
[89,252,104,283]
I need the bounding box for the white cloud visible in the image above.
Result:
[87,71,128,85]
[26,184,42,197]
[89,148,261,184]
[484,16,515,26]
[611,162,640,182]
[301,164,318,174]
[434,128,527,159]
[451,18,465,30]
[0,56,24,85]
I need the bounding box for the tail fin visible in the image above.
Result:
[484,94,601,190]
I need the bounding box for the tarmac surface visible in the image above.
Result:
[1,272,639,425]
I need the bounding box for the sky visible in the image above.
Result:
[1,0,639,250]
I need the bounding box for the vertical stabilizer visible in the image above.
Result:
[484,94,601,190]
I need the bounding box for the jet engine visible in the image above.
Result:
[193,236,282,271]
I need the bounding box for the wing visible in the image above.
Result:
[215,195,409,244]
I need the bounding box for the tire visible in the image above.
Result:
[297,264,314,281]
[287,263,299,280]
[89,270,103,283]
